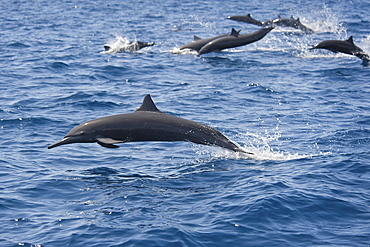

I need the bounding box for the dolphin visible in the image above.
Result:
[310,36,370,63]
[48,95,252,154]
[198,26,274,55]
[227,14,264,26]
[179,28,240,52]
[228,14,314,33]
[103,41,155,53]
[264,15,314,33]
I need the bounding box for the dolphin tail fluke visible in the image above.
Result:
[356,53,370,60]
[223,140,254,155]
[309,44,321,50]
[229,144,254,155]
[236,148,254,155]
[356,53,370,66]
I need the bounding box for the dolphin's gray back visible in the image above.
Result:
[227,14,263,26]
[70,111,241,151]
[179,34,229,51]
[311,38,364,55]
[198,27,274,55]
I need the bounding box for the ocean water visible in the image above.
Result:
[1,0,370,246]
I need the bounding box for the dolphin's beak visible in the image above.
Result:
[48,137,75,149]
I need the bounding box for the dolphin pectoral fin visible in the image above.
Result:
[97,141,120,148]
[97,138,124,148]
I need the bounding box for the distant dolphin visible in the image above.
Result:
[179,28,240,52]
[310,36,370,64]
[103,41,155,53]
[227,14,264,26]
[228,14,314,33]
[48,95,252,154]
[198,26,274,55]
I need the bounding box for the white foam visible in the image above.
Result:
[100,34,152,54]
[169,47,198,55]
[100,35,129,54]
[194,130,328,161]
[358,35,370,54]
[199,145,320,161]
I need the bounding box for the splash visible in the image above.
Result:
[196,131,322,161]
[359,35,370,55]
[300,4,346,35]
[100,34,154,54]
[201,144,316,161]
[271,4,349,59]
[170,47,198,55]
[236,146,316,161]
[236,131,314,161]
[100,35,130,54]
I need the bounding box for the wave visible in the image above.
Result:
[6,42,31,48]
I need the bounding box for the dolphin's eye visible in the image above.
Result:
[71,131,85,137]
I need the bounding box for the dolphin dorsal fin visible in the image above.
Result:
[347,36,354,44]
[194,35,202,41]
[230,28,240,37]
[135,94,161,112]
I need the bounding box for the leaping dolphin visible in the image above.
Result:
[179,28,240,52]
[310,36,370,64]
[228,14,314,33]
[227,14,264,26]
[48,95,252,154]
[198,27,274,55]
[103,40,155,53]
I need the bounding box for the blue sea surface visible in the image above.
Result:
[1,0,370,246]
